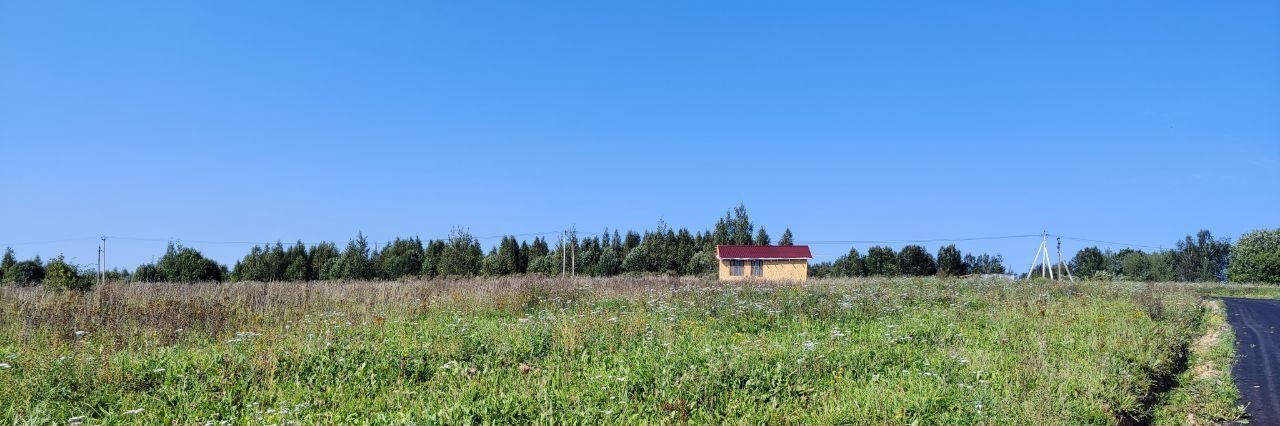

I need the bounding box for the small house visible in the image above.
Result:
[715,245,812,281]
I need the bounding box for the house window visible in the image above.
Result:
[751,260,764,276]
[730,260,744,276]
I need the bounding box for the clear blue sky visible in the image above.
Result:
[2,1,1277,272]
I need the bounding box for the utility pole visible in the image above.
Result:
[560,232,566,276]
[1026,232,1057,281]
[101,236,107,284]
[97,245,103,286]
[570,226,576,277]
[1057,237,1074,282]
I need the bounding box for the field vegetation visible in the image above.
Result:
[0,276,1222,424]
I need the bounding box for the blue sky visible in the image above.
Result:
[1,1,1277,271]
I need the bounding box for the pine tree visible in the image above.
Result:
[778,229,794,246]
[0,247,15,282]
[754,227,771,246]
[337,233,374,280]
[421,240,446,278]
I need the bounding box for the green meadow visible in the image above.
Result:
[0,277,1229,424]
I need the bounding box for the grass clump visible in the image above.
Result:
[0,277,1205,424]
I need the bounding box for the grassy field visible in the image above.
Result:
[0,277,1214,424]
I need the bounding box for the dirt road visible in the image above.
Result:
[1222,297,1280,425]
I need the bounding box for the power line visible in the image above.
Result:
[0,237,101,246]
[798,234,1042,245]
[99,230,565,248]
[1052,235,1166,251]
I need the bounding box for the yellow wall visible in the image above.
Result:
[717,259,808,282]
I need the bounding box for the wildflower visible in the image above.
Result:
[75,330,87,336]
[68,416,87,424]
[0,363,10,369]
[803,340,816,351]
[152,368,166,373]
[124,408,144,415]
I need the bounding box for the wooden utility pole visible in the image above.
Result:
[1057,237,1074,282]
[101,236,108,284]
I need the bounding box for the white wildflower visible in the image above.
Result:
[68,416,87,424]
[0,363,10,369]
[124,408,144,415]
[152,368,166,373]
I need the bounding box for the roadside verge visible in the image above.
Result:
[1151,299,1246,425]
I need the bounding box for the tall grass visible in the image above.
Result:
[0,277,1203,424]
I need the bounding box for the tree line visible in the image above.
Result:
[809,244,1007,278]
[1065,229,1278,283]
[3,211,1278,287]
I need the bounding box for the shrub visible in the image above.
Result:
[43,255,91,291]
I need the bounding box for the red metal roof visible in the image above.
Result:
[716,245,813,259]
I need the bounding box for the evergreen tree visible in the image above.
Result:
[496,236,522,275]
[337,233,374,280]
[309,242,340,281]
[755,227,771,246]
[480,248,504,276]
[778,229,794,246]
[623,231,641,254]
[0,247,14,282]
[897,245,936,276]
[421,239,447,278]
[283,241,309,281]
[378,237,424,280]
[936,245,965,277]
[519,241,531,273]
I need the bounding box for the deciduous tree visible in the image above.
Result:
[1229,229,1280,284]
